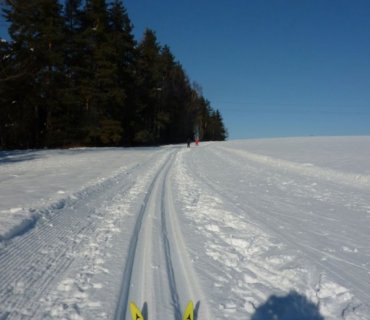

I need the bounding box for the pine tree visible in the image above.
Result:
[135,29,163,144]
[39,0,69,147]
[2,0,65,148]
[107,0,137,145]
[2,1,40,148]
[214,109,228,140]
[59,0,85,146]
[0,39,13,148]
[205,109,228,141]
[159,46,195,143]
[74,0,107,145]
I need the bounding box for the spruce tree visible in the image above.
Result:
[213,110,228,140]
[2,1,40,148]
[205,109,228,141]
[159,46,194,143]
[40,0,68,147]
[0,39,13,148]
[135,29,163,144]
[2,0,65,148]
[107,0,137,145]
[61,0,85,146]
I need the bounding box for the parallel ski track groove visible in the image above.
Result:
[162,150,211,320]
[160,154,183,320]
[113,151,174,320]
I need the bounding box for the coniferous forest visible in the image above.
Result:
[0,0,227,149]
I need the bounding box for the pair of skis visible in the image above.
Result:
[129,300,193,320]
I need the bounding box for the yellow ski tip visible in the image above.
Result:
[129,301,144,320]
[183,300,194,320]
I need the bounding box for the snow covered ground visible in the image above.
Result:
[1,137,370,319]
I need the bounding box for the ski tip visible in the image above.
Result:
[129,301,144,320]
[186,300,194,308]
[183,300,194,320]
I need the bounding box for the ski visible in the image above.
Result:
[129,301,144,320]
[182,300,194,320]
[129,300,193,320]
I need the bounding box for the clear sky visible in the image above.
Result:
[2,1,370,139]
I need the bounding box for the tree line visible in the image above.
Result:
[0,0,227,149]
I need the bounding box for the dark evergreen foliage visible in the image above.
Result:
[0,0,227,149]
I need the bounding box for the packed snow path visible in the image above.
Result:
[1,137,370,319]
[113,149,210,320]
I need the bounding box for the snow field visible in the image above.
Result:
[173,141,370,319]
[175,149,313,317]
[1,137,370,319]
[0,148,163,241]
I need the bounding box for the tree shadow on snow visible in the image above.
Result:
[250,291,325,320]
[0,150,45,164]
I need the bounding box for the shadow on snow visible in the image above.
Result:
[0,150,45,164]
[251,291,324,320]
[138,292,324,319]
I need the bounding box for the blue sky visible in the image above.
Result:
[2,1,370,139]
[123,0,370,139]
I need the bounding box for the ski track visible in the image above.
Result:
[175,144,370,319]
[114,149,212,320]
[113,150,170,320]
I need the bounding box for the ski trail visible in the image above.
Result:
[161,166,183,320]
[114,149,212,320]
[163,152,213,320]
[113,152,170,320]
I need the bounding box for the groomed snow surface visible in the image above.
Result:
[1,137,370,320]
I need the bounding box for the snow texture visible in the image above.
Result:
[0,137,370,319]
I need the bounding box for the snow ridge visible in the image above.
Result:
[218,145,370,190]
[0,171,123,242]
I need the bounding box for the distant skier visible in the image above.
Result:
[187,138,191,148]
